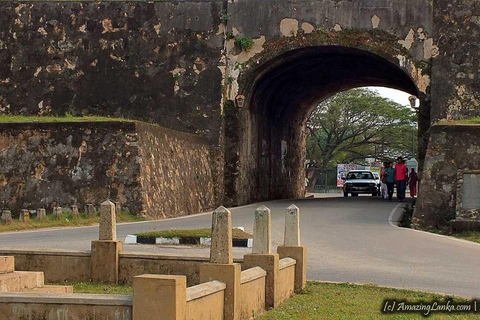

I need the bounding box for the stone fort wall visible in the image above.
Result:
[0,121,217,219]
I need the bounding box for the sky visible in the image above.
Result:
[366,86,417,108]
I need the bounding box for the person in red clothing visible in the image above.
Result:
[394,157,408,202]
[408,168,418,198]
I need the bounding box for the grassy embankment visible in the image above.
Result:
[135,228,252,239]
[0,211,144,233]
[0,115,130,123]
[60,281,473,319]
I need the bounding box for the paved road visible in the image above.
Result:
[1,197,479,298]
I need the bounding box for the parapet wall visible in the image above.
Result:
[0,121,217,219]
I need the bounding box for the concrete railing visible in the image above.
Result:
[186,281,226,320]
[0,204,307,320]
[0,292,132,319]
[277,258,296,304]
[239,267,267,319]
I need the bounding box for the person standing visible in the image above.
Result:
[395,157,408,202]
[385,162,395,201]
[380,162,388,200]
[408,168,418,198]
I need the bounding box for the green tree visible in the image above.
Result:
[306,88,417,172]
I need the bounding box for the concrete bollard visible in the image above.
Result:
[252,205,272,254]
[91,200,122,284]
[53,207,62,219]
[1,211,12,225]
[85,204,96,217]
[284,204,300,246]
[199,206,240,320]
[70,205,79,218]
[37,209,46,220]
[277,204,306,292]
[244,205,280,308]
[210,206,233,264]
[99,200,116,241]
[133,275,187,320]
[20,209,30,222]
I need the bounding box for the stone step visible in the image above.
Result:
[27,285,73,294]
[0,256,14,274]
[0,271,44,292]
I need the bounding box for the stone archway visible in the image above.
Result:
[223,43,426,206]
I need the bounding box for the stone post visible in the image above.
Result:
[20,210,30,222]
[85,204,96,217]
[53,207,62,219]
[133,275,187,320]
[70,205,79,218]
[243,205,279,308]
[1,211,12,225]
[210,206,233,264]
[284,204,300,246]
[199,206,240,320]
[91,200,122,284]
[115,202,121,215]
[277,204,307,292]
[37,209,46,220]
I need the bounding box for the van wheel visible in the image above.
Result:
[352,194,358,197]
[344,192,348,197]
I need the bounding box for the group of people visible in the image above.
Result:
[379,157,418,202]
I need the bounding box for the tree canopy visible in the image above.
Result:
[306,88,417,170]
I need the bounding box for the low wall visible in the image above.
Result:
[0,249,244,286]
[277,258,296,304]
[0,249,91,283]
[0,292,132,320]
[0,121,217,219]
[238,267,266,319]
[119,252,211,286]
[186,281,225,320]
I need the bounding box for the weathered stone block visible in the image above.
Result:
[115,202,121,215]
[1,211,12,225]
[70,205,79,218]
[19,210,30,222]
[85,204,96,217]
[37,209,46,220]
[53,207,62,219]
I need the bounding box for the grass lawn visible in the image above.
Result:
[259,282,473,319]
[135,228,252,239]
[55,281,474,319]
[438,118,480,125]
[0,211,144,233]
[446,231,480,245]
[52,282,133,295]
[0,115,131,123]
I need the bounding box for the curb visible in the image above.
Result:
[125,235,253,248]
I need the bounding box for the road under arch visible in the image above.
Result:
[224,46,420,206]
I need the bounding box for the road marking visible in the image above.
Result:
[388,203,402,227]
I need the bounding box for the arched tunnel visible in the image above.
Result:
[224,46,421,206]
